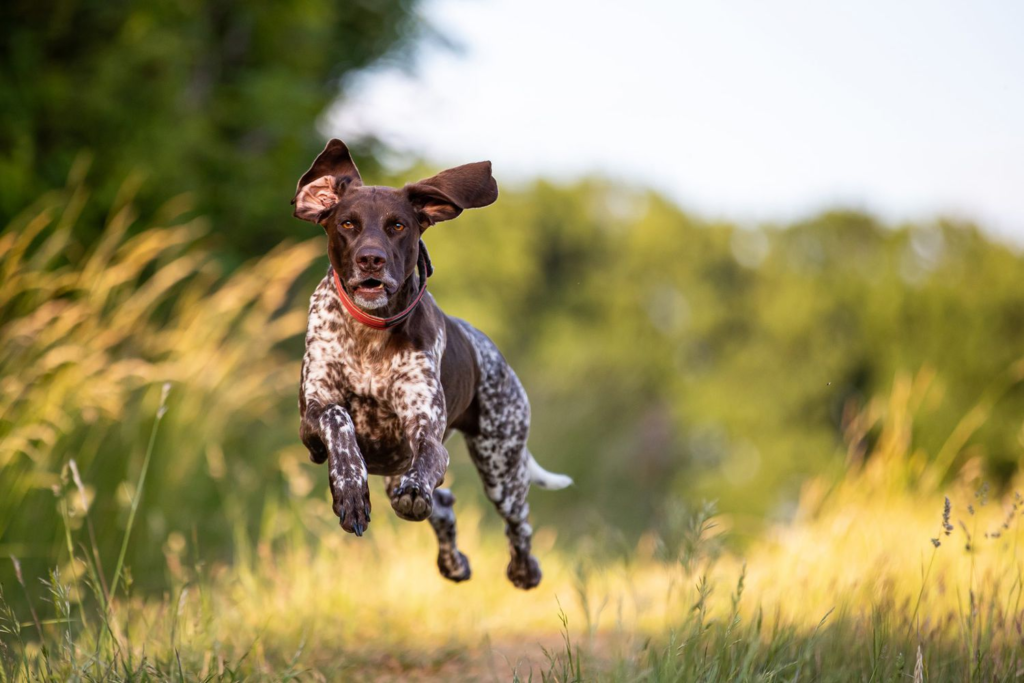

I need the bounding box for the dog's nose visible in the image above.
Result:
[355,247,387,272]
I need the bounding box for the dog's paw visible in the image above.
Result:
[438,549,472,583]
[507,552,542,590]
[331,476,371,536]
[390,476,433,521]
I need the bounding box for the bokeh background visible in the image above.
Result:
[3,1,1024,678]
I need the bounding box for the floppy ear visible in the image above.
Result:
[404,161,498,227]
[292,139,362,223]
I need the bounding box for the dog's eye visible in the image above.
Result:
[340,220,355,230]
[393,222,405,232]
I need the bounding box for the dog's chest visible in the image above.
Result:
[346,393,410,473]
[303,276,446,474]
[332,355,403,455]
[335,347,437,474]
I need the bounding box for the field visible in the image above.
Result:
[4,424,1023,680]
[2,188,1024,682]
[6,2,1024,680]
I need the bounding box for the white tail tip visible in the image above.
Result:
[526,451,573,491]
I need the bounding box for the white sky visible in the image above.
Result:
[329,0,1024,241]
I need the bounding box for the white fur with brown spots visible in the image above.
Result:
[295,139,571,589]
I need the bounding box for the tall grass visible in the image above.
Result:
[3,375,1022,680]
[2,432,1021,679]
[0,173,323,592]
[2,184,1023,680]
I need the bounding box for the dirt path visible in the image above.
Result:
[325,633,617,682]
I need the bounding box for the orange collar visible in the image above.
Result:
[332,251,429,330]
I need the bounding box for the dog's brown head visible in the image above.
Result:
[292,139,498,311]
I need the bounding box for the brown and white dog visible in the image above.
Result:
[293,140,572,589]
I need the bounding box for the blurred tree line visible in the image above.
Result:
[423,182,1024,538]
[4,172,1024,592]
[1,0,427,258]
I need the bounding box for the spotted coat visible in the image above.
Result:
[299,266,572,588]
[293,138,571,589]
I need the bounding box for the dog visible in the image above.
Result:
[292,140,572,589]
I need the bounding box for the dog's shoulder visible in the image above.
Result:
[305,269,343,337]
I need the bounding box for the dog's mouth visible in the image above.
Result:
[348,276,392,310]
[353,277,386,296]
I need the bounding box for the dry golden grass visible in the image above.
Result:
[2,185,1024,681]
[7,451,1020,680]
[0,177,321,577]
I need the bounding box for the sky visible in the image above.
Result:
[329,0,1024,241]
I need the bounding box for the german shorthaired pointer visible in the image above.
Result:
[293,140,572,589]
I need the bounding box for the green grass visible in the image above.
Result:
[2,416,1022,681]
[3,182,1024,681]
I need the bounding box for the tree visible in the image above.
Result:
[0,0,427,255]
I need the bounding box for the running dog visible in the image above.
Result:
[293,140,572,589]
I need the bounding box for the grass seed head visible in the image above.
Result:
[942,497,953,535]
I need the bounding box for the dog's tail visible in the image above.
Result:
[526,450,573,491]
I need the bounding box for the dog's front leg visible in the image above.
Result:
[388,373,449,522]
[302,402,371,536]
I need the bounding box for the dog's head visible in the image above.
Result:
[292,139,498,311]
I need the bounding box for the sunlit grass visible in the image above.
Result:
[0,174,322,585]
[4,387,1022,680]
[2,186,1024,680]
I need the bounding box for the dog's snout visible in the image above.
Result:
[355,246,387,272]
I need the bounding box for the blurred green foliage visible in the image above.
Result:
[4,174,1023,598]
[2,0,1023,603]
[422,181,1024,537]
[0,0,425,256]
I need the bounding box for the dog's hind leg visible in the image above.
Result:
[428,488,472,582]
[465,431,540,589]
[384,478,470,582]
[457,321,561,589]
